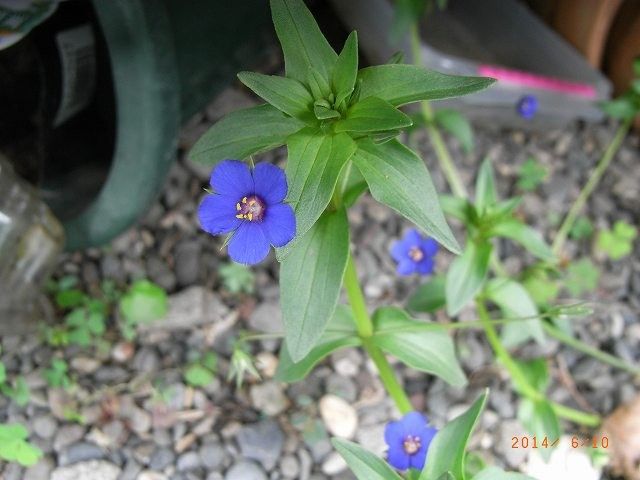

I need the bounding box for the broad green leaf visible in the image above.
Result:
[485,278,544,347]
[334,97,412,133]
[600,94,638,120]
[353,139,460,254]
[407,274,446,313]
[517,398,561,461]
[596,220,638,260]
[358,65,495,107]
[435,109,474,153]
[0,423,29,440]
[270,0,337,82]
[307,66,332,99]
[421,391,488,480]
[522,271,559,306]
[87,311,105,335]
[237,72,314,122]
[474,158,497,213]
[283,129,357,247]
[184,364,215,387]
[280,209,350,362]
[332,31,358,102]
[445,241,492,316]
[119,280,167,325]
[341,163,368,208]
[569,216,593,240]
[372,307,467,387]
[332,438,404,480]
[517,157,547,191]
[473,467,535,480]
[440,195,475,224]
[314,104,340,120]
[55,289,85,309]
[276,305,360,382]
[565,258,599,296]
[0,423,42,466]
[219,262,255,294]
[515,358,549,392]
[490,220,554,261]
[189,104,304,166]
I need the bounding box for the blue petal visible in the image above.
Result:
[416,257,434,276]
[404,229,423,246]
[252,162,288,204]
[261,203,296,247]
[198,194,240,235]
[409,446,427,470]
[384,419,404,446]
[390,240,410,262]
[401,412,429,436]
[386,443,410,471]
[397,258,417,276]
[210,160,254,198]
[228,222,270,265]
[420,238,439,257]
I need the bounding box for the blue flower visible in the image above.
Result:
[198,160,296,265]
[384,412,438,471]
[516,94,538,119]
[390,229,438,276]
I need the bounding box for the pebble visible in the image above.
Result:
[237,419,284,471]
[24,456,54,480]
[199,441,226,470]
[54,425,86,452]
[279,454,300,478]
[58,442,105,466]
[149,447,175,471]
[70,357,101,374]
[51,460,120,480]
[321,452,348,475]
[176,451,201,471]
[319,395,358,439]
[138,471,169,480]
[33,414,58,439]
[224,460,267,480]
[250,381,289,416]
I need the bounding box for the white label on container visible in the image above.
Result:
[53,23,96,127]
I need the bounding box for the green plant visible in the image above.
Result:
[0,349,30,407]
[43,358,72,389]
[596,220,637,260]
[569,216,593,240]
[119,280,168,340]
[0,423,42,466]
[565,259,600,296]
[517,157,547,191]
[184,352,218,387]
[219,262,255,294]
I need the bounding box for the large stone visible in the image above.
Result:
[319,395,358,439]
[224,460,267,480]
[237,419,284,471]
[51,460,120,480]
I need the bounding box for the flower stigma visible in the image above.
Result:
[235,195,265,222]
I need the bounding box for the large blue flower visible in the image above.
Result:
[390,229,439,276]
[198,160,296,265]
[384,411,438,471]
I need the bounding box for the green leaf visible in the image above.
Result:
[87,311,106,335]
[280,209,350,362]
[334,97,412,134]
[55,289,85,309]
[332,31,358,102]
[474,158,497,213]
[119,280,168,325]
[390,0,427,43]
[515,358,549,392]
[202,352,218,372]
[219,263,255,294]
[237,72,314,122]
[565,258,600,296]
[600,94,638,120]
[314,104,340,120]
[9,377,30,407]
[485,278,545,347]
[473,467,535,480]
[270,0,337,82]
[184,364,215,387]
[407,274,446,313]
[276,305,360,382]
[372,307,467,387]
[522,270,559,307]
[282,129,357,249]
[67,328,91,347]
[341,164,368,208]
[596,220,637,260]
[440,195,475,224]
[0,423,42,466]
[0,362,6,385]
[189,104,304,166]
[332,438,404,480]
[569,216,594,240]
[489,220,554,261]
[421,391,488,480]
[445,241,492,316]
[353,138,460,254]
[517,157,547,191]
[435,109,474,153]
[517,398,561,461]
[358,65,495,107]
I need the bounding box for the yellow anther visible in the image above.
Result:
[248,199,256,206]
[242,197,247,204]
[236,203,241,210]
[247,213,253,221]
[235,214,244,219]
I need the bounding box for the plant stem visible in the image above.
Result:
[477,300,601,427]
[344,253,413,414]
[543,322,640,376]
[552,118,632,255]
[410,25,468,198]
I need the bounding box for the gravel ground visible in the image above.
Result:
[1,61,639,479]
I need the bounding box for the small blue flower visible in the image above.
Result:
[384,412,438,471]
[516,94,538,119]
[198,160,296,265]
[390,229,438,276]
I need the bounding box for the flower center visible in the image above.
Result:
[403,435,422,455]
[408,246,424,262]
[235,195,265,222]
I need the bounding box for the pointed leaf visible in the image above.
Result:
[517,398,561,462]
[440,195,475,224]
[334,96,412,133]
[407,274,446,313]
[490,220,554,261]
[475,158,497,212]
[485,278,545,347]
[189,104,304,166]
[358,65,495,107]
[282,129,357,249]
[276,306,360,382]
[421,391,488,480]
[270,0,337,82]
[353,139,460,254]
[333,31,359,99]
[332,438,404,480]
[445,241,492,316]
[372,307,467,387]
[238,72,314,122]
[280,209,350,362]
[435,109,474,153]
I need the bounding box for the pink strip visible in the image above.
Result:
[478,65,597,99]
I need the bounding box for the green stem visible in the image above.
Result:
[410,24,468,198]
[543,322,640,376]
[344,253,413,414]
[477,300,601,427]
[552,118,632,255]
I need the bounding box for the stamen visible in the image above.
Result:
[242,197,247,204]
[236,203,241,210]
[408,246,424,262]
[403,435,422,455]
[235,195,266,222]
[236,214,244,219]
